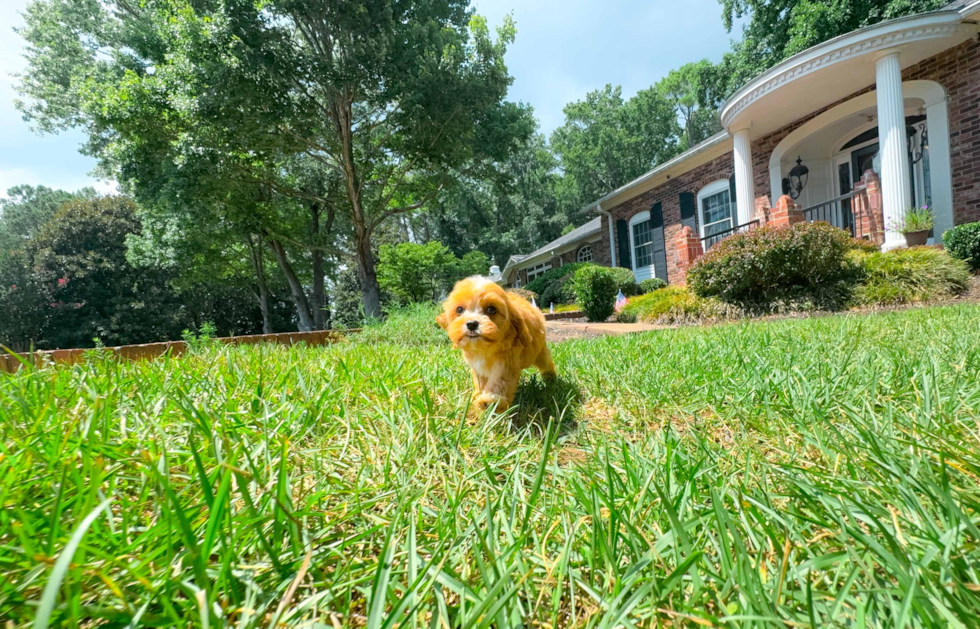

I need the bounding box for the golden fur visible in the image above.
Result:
[437,276,556,411]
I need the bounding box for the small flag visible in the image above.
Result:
[614,290,628,313]
[531,297,538,310]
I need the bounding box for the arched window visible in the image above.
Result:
[697,179,734,242]
[576,245,594,262]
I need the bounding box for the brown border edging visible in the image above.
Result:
[0,329,357,374]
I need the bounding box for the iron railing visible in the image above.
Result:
[802,190,858,237]
[700,219,760,250]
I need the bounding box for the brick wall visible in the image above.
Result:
[599,153,735,284]
[750,39,980,226]
[905,39,980,225]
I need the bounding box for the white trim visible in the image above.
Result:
[523,261,552,282]
[576,244,594,263]
[722,11,972,129]
[696,180,734,240]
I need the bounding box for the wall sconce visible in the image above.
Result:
[786,156,809,200]
[907,122,928,165]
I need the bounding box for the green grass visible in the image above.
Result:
[2,305,980,627]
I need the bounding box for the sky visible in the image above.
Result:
[0,0,740,198]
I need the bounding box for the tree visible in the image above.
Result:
[655,61,724,150]
[17,0,531,321]
[550,85,679,213]
[718,0,947,95]
[0,185,95,350]
[377,241,459,304]
[28,196,186,349]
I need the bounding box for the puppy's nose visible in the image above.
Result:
[466,320,479,331]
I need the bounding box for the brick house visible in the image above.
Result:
[499,1,980,287]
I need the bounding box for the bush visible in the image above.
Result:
[524,262,589,296]
[540,279,575,307]
[638,278,667,294]
[571,265,620,322]
[687,222,858,306]
[608,267,640,296]
[620,286,735,325]
[614,310,637,323]
[507,287,538,302]
[944,222,980,271]
[853,247,972,305]
[354,303,449,346]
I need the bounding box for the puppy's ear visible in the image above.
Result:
[506,294,532,347]
[435,312,448,330]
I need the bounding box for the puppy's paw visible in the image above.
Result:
[474,392,504,412]
[541,369,557,382]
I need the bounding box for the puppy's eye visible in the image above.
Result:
[485,306,497,315]
[455,306,464,315]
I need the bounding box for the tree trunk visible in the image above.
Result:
[310,203,326,330]
[247,234,273,334]
[331,94,383,319]
[354,225,382,320]
[268,237,315,332]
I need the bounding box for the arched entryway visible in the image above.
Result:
[767,80,953,243]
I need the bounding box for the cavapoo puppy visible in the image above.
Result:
[437,276,556,412]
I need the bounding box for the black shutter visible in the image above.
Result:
[729,173,738,222]
[679,192,698,234]
[616,219,631,269]
[649,203,668,283]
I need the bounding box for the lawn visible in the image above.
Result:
[2,305,980,627]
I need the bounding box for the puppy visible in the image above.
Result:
[437,277,556,412]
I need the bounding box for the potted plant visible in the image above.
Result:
[892,206,934,247]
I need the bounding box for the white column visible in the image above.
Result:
[925,97,953,242]
[875,51,912,250]
[732,126,755,226]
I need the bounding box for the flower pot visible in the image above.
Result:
[904,230,930,247]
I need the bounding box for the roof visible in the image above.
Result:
[943,0,980,12]
[522,217,601,261]
[497,217,601,283]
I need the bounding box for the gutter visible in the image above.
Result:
[597,203,617,268]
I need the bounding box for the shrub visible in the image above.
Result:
[620,286,735,325]
[614,310,637,323]
[524,262,589,296]
[540,279,575,307]
[355,303,449,346]
[507,287,538,302]
[944,222,980,271]
[687,222,858,306]
[853,247,972,305]
[571,265,620,322]
[638,278,667,294]
[608,267,640,296]
[891,206,934,234]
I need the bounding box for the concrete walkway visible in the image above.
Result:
[545,320,667,337]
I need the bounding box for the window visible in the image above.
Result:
[576,245,593,262]
[697,180,733,240]
[524,261,551,282]
[632,219,654,268]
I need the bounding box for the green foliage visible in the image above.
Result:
[3,305,980,625]
[892,206,934,234]
[608,266,641,297]
[639,277,668,293]
[853,247,972,305]
[614,310,637,323]
[524,262,589,296]
[550,85,679,212]
[571,265,619,322]
[688,222,858,306]
[620,285,729,324]
[540,279,575,308]
[656,60,724,150]
[378,241,458,305]
[454,250,491,280]
[718,0,946,96]
[944,221,980,271]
